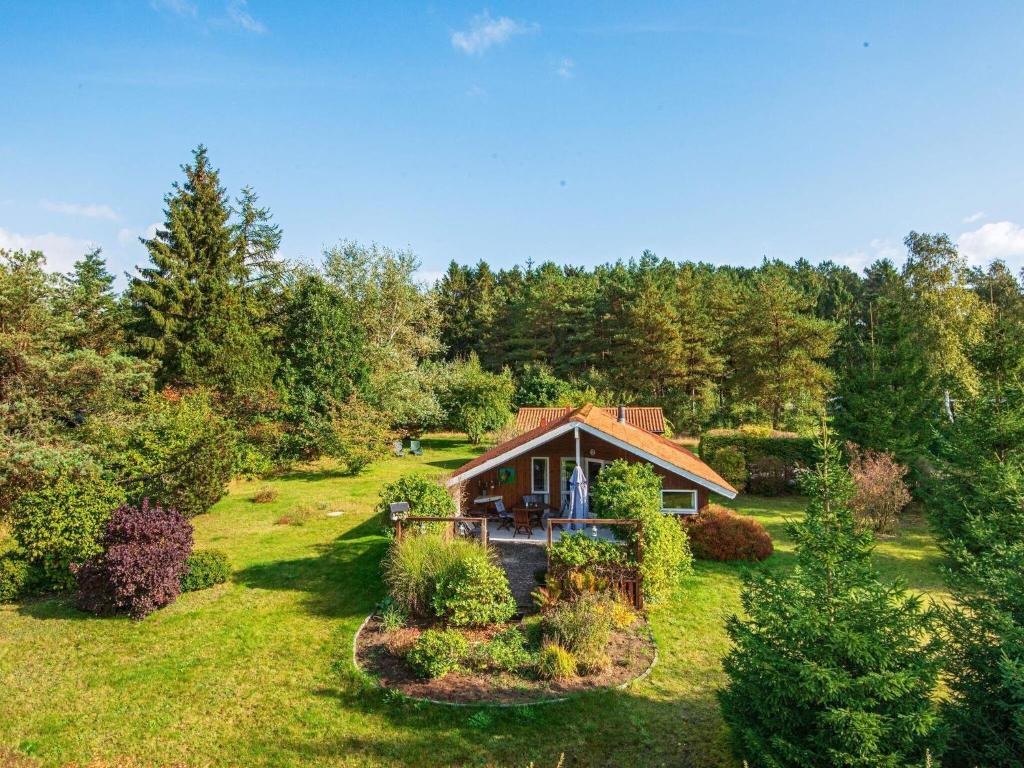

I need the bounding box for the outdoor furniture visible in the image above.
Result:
[409,439,423,456]
[522,494,551,528]
[512,506,534,538]
[494,499,514,531]
[393,440,404,457]
[472,495,504,515]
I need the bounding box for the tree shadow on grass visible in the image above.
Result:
[233,515,389,620]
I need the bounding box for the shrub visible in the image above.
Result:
[83,389,237,518]
[609,598,638,630]
[437,353,515,444]
[252,485,278,504]
[384,533,486,618]
[748,456,791,496]
[406,628,469,679]
[589,460,693,603]
[378,597,409,632]
[276,502,321,526]
[375,472,455,532]
[332,395,394,475]
[180,549,230,592]
[476,627,533,673]
[548,531,626,569]
[536,642,576,681]
[543,593,613,663]
[708,445,747,493]
[74,500,193,620]
[432,556,517,627]
[7,446,125,591]
[0,552,43,602]
[687,505,773,562]
[847,443,911,534]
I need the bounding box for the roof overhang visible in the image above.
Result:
[446,420,737,500]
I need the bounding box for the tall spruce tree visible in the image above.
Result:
[720,426,941,767]
[57,248,123,353]
[925,381,1024,766]
[128,146,278,405]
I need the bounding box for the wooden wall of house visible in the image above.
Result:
[452,430,710,514]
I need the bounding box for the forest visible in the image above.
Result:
[3,146,1023,767]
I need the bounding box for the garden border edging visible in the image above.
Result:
[351,612,659,708]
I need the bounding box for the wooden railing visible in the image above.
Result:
[544,518,645,610]
[394,515,488,547]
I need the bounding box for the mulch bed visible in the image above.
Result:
[354,615,657,705]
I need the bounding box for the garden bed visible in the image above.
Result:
[354,614,657,705]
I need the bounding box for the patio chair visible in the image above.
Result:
[495,499,514,531]
[409,439,423,456]
[393,440,404,457]
[512,506,534,538]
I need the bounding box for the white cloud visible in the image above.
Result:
[0,227,96,273]
[117,222,161,245]
[451,12,534,55]
[963,211,986,224]
[833,237,902,273]
[556,57,575,79]
[414,269,445,287]
[41,200,119,221]
[957,221,1024,266]
[150,0,198,17]
[225,0,266,34]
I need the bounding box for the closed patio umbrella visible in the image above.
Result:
[568,464,588,531]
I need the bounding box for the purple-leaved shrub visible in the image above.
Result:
[74,500,193,620]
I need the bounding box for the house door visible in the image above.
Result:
[585,459,609,483]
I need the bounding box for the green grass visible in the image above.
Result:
[0,436,949,768]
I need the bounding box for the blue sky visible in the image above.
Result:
[2,1,1023,283]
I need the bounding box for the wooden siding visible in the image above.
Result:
[453,429,709,513]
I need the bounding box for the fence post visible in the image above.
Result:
[395,519,403,542]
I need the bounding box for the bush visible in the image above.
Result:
[252,485,278,503]
[375,472,455,532]
[7,446,125,591]
[747,456,789,496]
[847,443,911,534]
[548,531,626,569]
[687,505,773,562]
[437,353,515,444]
[74,500,193,620]
[708,445,747,493]
[0,552,43,602]
[475,627,533,673]
[378,597,408,632]
[406,628,469,679]
[432,556,517,627]
[384,533,488,618]
[180,549,230,592]
[543,593,614,665]
[83,389,237,518]
[536,642,576,681]
[589,460,693,603]
[332,395,394,475]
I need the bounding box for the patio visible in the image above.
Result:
[483,518,619,545]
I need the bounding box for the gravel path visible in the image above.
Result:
[491,541,547,612]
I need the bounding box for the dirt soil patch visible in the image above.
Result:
[355,615,657,705]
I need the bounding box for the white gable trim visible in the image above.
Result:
[446,418,737,499]
[575,423,737,499]
[445,422,577,488]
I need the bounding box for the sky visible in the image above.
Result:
[1,1,1023,284]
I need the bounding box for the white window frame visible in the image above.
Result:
[530,456,550,495]
[661,489,698,515]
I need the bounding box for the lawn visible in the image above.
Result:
[0,435,949,768]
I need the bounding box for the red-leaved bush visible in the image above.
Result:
[846,442,911,534]
[74,500,193,620]
[686,505,773,562]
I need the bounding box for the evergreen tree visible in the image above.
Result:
[127,146,278,404]
[720,426,941,767]
[57,248,123,353]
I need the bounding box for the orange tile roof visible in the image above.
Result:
[450,403,736,496]
[515,406,665,433]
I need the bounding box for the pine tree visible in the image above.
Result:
[925,384,1024,766]
[57,248,122,353]
[127,146,278,404]
[720,426,941,767]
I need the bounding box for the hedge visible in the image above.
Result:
[700,428,817,495]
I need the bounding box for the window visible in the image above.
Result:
[662,489,698,515]
[560,458,577,509]
[531,457,549,495]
